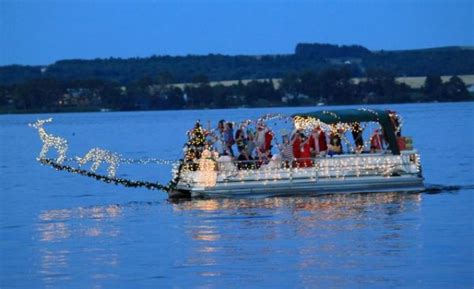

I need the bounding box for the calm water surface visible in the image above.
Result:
[1,103,473,288]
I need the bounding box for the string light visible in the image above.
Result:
[76,148,121,178]
[176,152,421,189]
[32,110,418,195]
[38,158,171,191]
[58,157,178,166]
[29,118,68,164]
[119,158,178,165]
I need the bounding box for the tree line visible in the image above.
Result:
[1,43,474,86]
[0,67,471,113]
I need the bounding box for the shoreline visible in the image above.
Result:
[2,99,472,115]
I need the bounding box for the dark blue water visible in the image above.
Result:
[1,103,473,288]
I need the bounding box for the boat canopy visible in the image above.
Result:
[292,108,400,155]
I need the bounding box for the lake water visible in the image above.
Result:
[1,102,473,289]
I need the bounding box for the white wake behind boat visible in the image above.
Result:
[171,109,424,198]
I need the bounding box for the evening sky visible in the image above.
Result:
[1,0,473,65]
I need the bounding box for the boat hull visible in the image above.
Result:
[175,174,423,198]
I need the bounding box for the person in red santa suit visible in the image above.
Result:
[309,124,328,157]
[370,128,384,153]
[298,134,313,168]
[256,123,273,152]
[255,123,266,150]
[263,127,273,152]
[291,131,302,167]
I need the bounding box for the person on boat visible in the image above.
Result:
[255,123,274,164]
[256,146,272,168]
[235,123,247,153]
[370,128,384,153]
[255,123,266,149]
[351,122,364,153]
[210,119,226,155]
[309,124,328,157]
[328,127,343,156]
[223,122,235,157]
[245,128,256,157]
[260,154,282,170]
[388,110,402,137]
[291,130,302,167]
[255,123,273,152]
[265,129,273,151]
[237,148,254,170]
[297,133,313,168]
[218,119,226,135]
[279,133,294,168]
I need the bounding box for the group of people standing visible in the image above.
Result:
[216,119,274,169]
[183,119,388,171]
[279,124,346,168]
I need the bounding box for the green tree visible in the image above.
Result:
[12,78,64,110]
[192,74,209,84]
[0,85,8,107]
[299,71,319,98]
[279,73,300,96]
[443,76,470,101]
[156,71,174,85]
[423,75,443,101]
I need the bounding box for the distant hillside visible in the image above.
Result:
[1,43,474,85]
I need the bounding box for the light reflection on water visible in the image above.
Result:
[37,204,123,289]
[38,205,122,242]
[34,192,423,288]
[171,193,422,288]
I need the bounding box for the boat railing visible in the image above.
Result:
[182,151,420,174]
[228,151,416,169]
[177,151,421,187]
[216,154,419,172]
[215,158,403,171]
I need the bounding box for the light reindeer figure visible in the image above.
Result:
[76,148,120,178]
[29,118,68,164]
